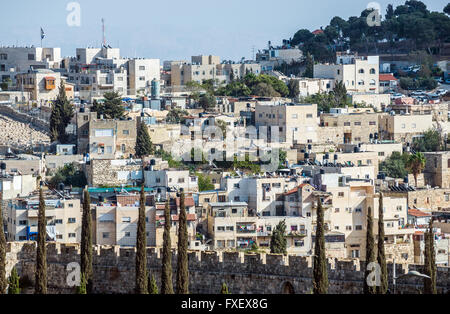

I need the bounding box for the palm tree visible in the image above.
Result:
[406,152,426,187]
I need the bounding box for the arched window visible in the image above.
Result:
[370,79,376,86]
[370,68,376,74]
[358,69,365,74]
[358,80,365,86]
[281,282,295,294]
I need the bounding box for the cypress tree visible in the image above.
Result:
[313,198,328,294]
[176,191,189,294]
[161,199,174,294]
[270,219,287,254]
[220,283,230,294]
[0,195,7,294]
[35,188,47,294]
[363,206,376,294]
[148,273,159,294]
[7,267,20,294]
[76,273,87,294]
[135,120,154,158]
[80,189,93,293]
[376,192,388,294]
[49,81,74,144]
[423,219,437,294]
[135,184,148,294]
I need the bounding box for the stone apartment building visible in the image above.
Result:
[423,151,450,189]
[0,156,45,177]
[316,172,413,262]
[86,158,144,187]
[170,55,260,86]
[6,191,81,243]
[76,108,137,159]
[379,113,433,144]
[16,69,71,105]
[255,102,318,145]
[314,52,379,93]
[320,112,381,144]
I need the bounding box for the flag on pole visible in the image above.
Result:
[40,28,45,40]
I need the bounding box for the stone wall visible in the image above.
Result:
[5,242,450,294]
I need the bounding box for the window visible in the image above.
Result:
[204,198,210,203]
[139,66,145,71]
[396,205,402,211]
[344,122,351,126]
[234,196,240,201]
[370,79,376,86]
[401,124,406,129]
[346,225,352,231]
[103,232,110,239]
[123,130,129,135]
[124,232,131,237]
[233,183,240,188]
[19,220,27,225]
[335,208,340,213]
[68,218,76,223]
[55,219,63,224]
[68,233,76,238]
[335,226,339,230]
[178,178,185,183]
[370,68,376,74]
[306,114,313,118]
[139,76,145,81]
[28,54,34,60]
[354,122,361,126]
[412,123,416,129]
[122,217,131,223]
[232,208,237,214]
[355,208,362,213]
[378,152,385,156]
[358,80,364,85]
[226,226,234,231]
[217,226,225,231]
[292,114,298,119]
[358,69,364,74]
[351,250,360,258]
[338,192,344,197]
[0,53,7,60]
[355,225,362,230]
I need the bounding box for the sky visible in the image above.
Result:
[0,0,447,62]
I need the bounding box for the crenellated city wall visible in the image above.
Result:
[5,242,449,294]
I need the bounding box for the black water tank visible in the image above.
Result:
[157,188,161,193]
[140,112,145,117]
[79,107,85,113]
[324,153,329,160]
[369,133,373,139]
[150,159,156,166]
[307,144,312,150]
[179,187,184,192]
[0,162,6,170]
[304,153,309,159]
[334,154,338,160]
[374,133,379,139]
[404,176,409,183]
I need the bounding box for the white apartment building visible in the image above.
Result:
[0,46,61,86]
[290,78,335,98]
[16,69,64,104]
[127,58,160,96]
[0,174,36,200]
[144,170,199,194]
[220,175,301,216]
[314,52,379,93]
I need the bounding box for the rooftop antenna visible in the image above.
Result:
[102,18,106,47]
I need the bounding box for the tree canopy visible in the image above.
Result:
[92,91,125,119]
